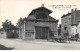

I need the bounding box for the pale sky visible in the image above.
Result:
[0,0,80,28]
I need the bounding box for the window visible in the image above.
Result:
[36,13,47,19]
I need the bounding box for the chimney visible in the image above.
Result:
[75,8,77,11]
[42,3,44,7]
[71,9,74,13]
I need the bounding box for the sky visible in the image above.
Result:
[0,0,80,28]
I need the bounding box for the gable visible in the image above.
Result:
[29,7,52,16]
[36,13,48,19]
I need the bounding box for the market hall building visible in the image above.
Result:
[18,4,58,40]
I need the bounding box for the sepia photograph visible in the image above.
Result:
[0,0,80,50]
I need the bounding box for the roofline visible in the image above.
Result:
[29,6,52,16]
[61,13,71,18]
[33,6,52,12]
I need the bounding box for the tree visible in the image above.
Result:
[2,19,18,38]
[2,19,14,30]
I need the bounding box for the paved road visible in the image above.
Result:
[0,39,80,50]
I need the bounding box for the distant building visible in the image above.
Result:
[61,8,80,38]
[0,28,7,38]
[18,4,58,40]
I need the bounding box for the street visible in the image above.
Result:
[0,38,80,50]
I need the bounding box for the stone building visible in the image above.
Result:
[61,8,80,38]
[61,13,72,38]
[18,4,58,40]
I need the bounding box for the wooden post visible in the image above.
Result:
[24,20,26,40]
[34,26,35,39]
[19,27,21,39]
[47,27,49,40]
[47,15,50,40]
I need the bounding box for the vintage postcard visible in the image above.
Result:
[0,0,80,50]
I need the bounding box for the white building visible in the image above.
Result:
[77,21,80,38]
[71,24,77,37]
[71,22,80,38]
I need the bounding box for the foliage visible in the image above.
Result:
[2,19,18,38]
[2,19,14,30]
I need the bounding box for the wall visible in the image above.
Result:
[0,31,6,38]
[77,22,80,38]
[61,15,71,37]
[24,20,58,40]
[19,23,25,39]
[25,21,35,40]
[71,25,77,37]
[35,21,49,27]
[71,10,80,25]
[49,22,58,37]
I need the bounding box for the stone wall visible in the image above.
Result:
[0,31,7,38]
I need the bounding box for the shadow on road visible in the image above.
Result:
[0,44,14,50]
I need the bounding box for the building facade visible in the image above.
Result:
[61,8,80,38]
[61,13,71,38]
[18,5,58,40]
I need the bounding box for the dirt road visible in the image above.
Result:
[0,39,80,50]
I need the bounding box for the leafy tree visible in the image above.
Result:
[2,19,14,30]
[2,19,18,38]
